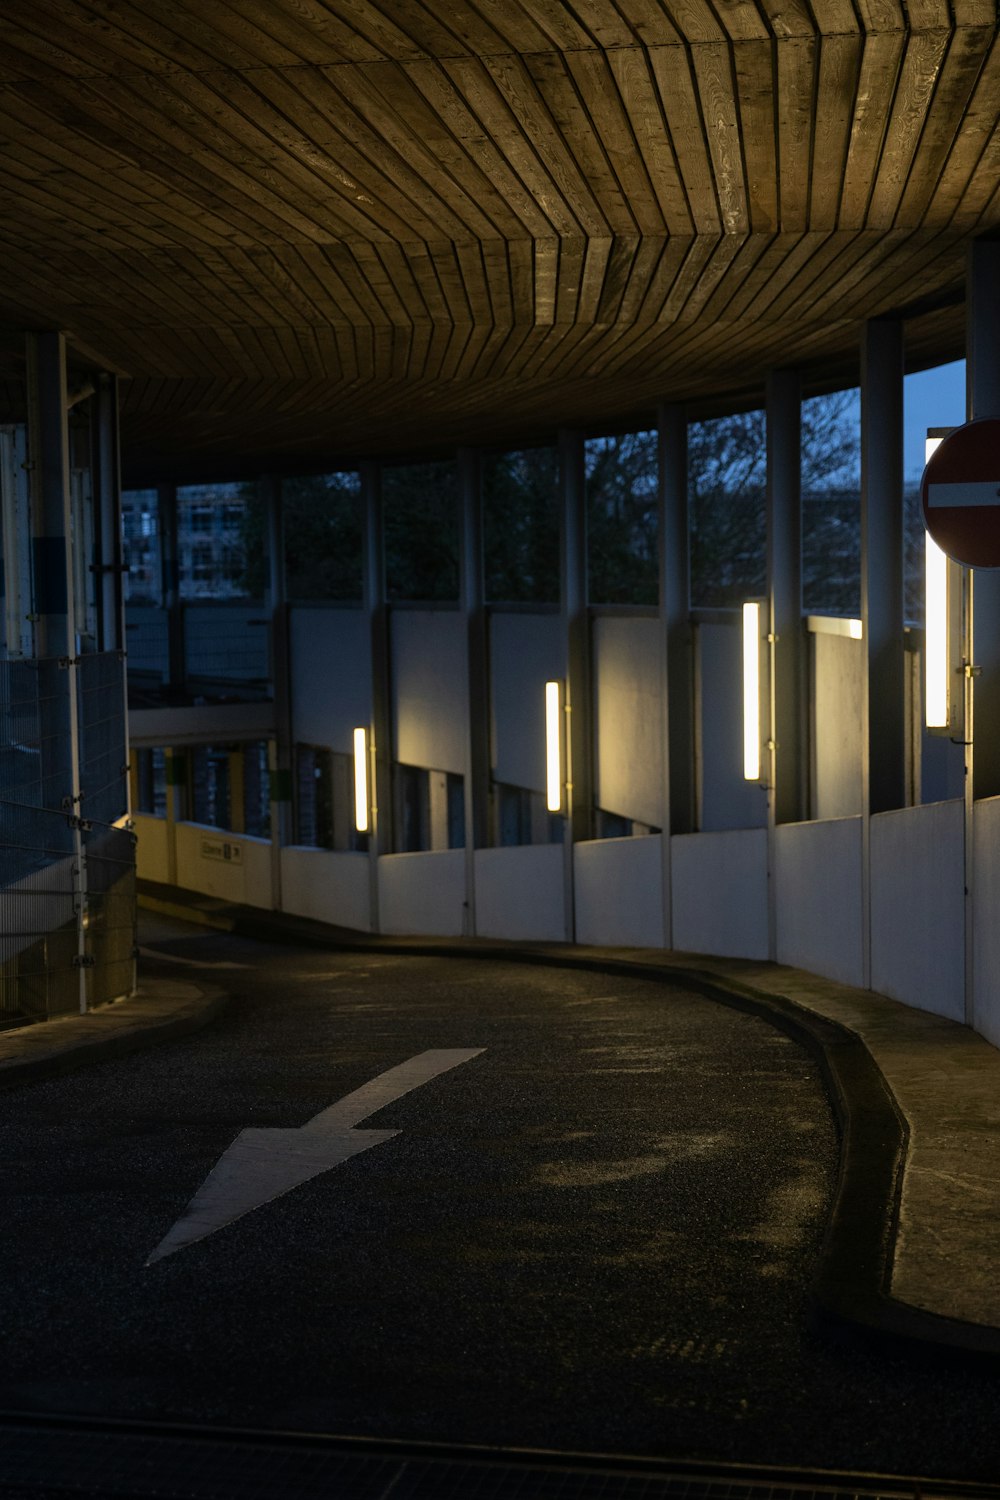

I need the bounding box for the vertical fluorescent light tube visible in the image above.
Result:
[742,602,760,782]
[545,680,562,813]
[924,434,948,730]
[353,727,369,832]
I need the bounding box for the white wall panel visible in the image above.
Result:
[871,800,964,1022]
[812,632,864,820]
[392,611,467,774]
[671,828,769,959]
[974,797,1000,1048]
[775,817,864,988]
[697,620,768,832]
[281,847,371,932]
[133,813,169,885]
[592,616,663,827]
[491,613,565,792]
[174,823,273,909]
[378,849,466,935]
[574,835,664,947]
[474,844,565,940]
[290,607,370,753]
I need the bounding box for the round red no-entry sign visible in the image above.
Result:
[922,418,1000,568]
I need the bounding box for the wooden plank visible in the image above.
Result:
[896,27,994,226]
[689,43,749,234]
[838,31,907,229]
[401,59,560,238]
[867,31,950,230]
[442,58,582,236]
[777,36,817,233]
[553,237,588,324]
[851,0,907,31]
[210,0,386,64]
[606,46,693,233]
[711,0,770,42]
[604,0,682,46]
[326,59,530,239]
[810,33,863,232]
[479,53,611,236]
[733,39,778,233]
[647,45,721,233]
[522,50,639,236]
[565,48,668,234]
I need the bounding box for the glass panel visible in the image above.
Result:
[586,431,658,605]
[121,489,161,605]
[284,471,362,601]
[689,410,766,609]
[801,388,862,617]
[483,447,559,603]
[177,482,263,600]
[384,461,459,602]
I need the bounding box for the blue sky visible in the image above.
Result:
[904,359,966,480]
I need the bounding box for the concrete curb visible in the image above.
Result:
[0,978,229,1090]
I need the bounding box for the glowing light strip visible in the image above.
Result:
[742,602,760,782]
[924,435,949,730]
[545,681,562,813]
[353,727,369,832]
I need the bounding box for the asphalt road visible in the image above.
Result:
[0,914,997,1482]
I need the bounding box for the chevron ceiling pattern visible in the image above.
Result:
[0,0,996,480]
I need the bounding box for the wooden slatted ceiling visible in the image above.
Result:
[0,0,995,480]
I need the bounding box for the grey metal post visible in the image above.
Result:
[766,369,804,827]
[94,374,123,654]
[657,403,694,948]
[861,320,906,817]
[361,461,391,932]
[157,482,184,692]
[458,448,489,935]
[27,332,88,1011]
[264,475,290,911]
[559,429,591,941]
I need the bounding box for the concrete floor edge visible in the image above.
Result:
[132,885,1000,1364]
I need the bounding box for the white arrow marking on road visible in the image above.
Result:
[146,1048,485,1265]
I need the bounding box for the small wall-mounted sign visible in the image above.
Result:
[200,836,242,865]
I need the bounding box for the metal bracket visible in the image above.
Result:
[71,954,96,970]
[65,814,93,832]
[58,655,81,669]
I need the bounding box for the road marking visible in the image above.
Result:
[146,1048,485,1265]
[138,947,250,971]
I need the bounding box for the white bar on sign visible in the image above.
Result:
[927,481,1000,509]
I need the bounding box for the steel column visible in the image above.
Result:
[559,429,591,940]
[861,320,906,817]
[362,461,391,931]
[657,403,694,947]
[766,369,804,828]
[458,449,489,935]
[967,239,1000,802]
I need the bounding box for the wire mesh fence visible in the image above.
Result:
[0,652,134,1024]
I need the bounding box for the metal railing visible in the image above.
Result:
[0,652,135,1023]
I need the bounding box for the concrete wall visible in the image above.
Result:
[811,630,864,820]
[592,616,663,827]
[474,844,566,941]
[870,799,965,1022]
[290,607,370,753]
[775,817,864,988]
[974,797,1000,1049]
[491,612,565,791]
[378,849,466,935]
[281,847,371,933]
[696,619,768,832]
[392,611,467,775]
[671,828,769,959]
[173,823,273,909]
[133,813,170,884]
[574,835,664,947]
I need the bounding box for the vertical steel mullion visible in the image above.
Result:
[362,461,390,932]
[658,402,694,948]
[458,448,488,936]
[559,429,591,941]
